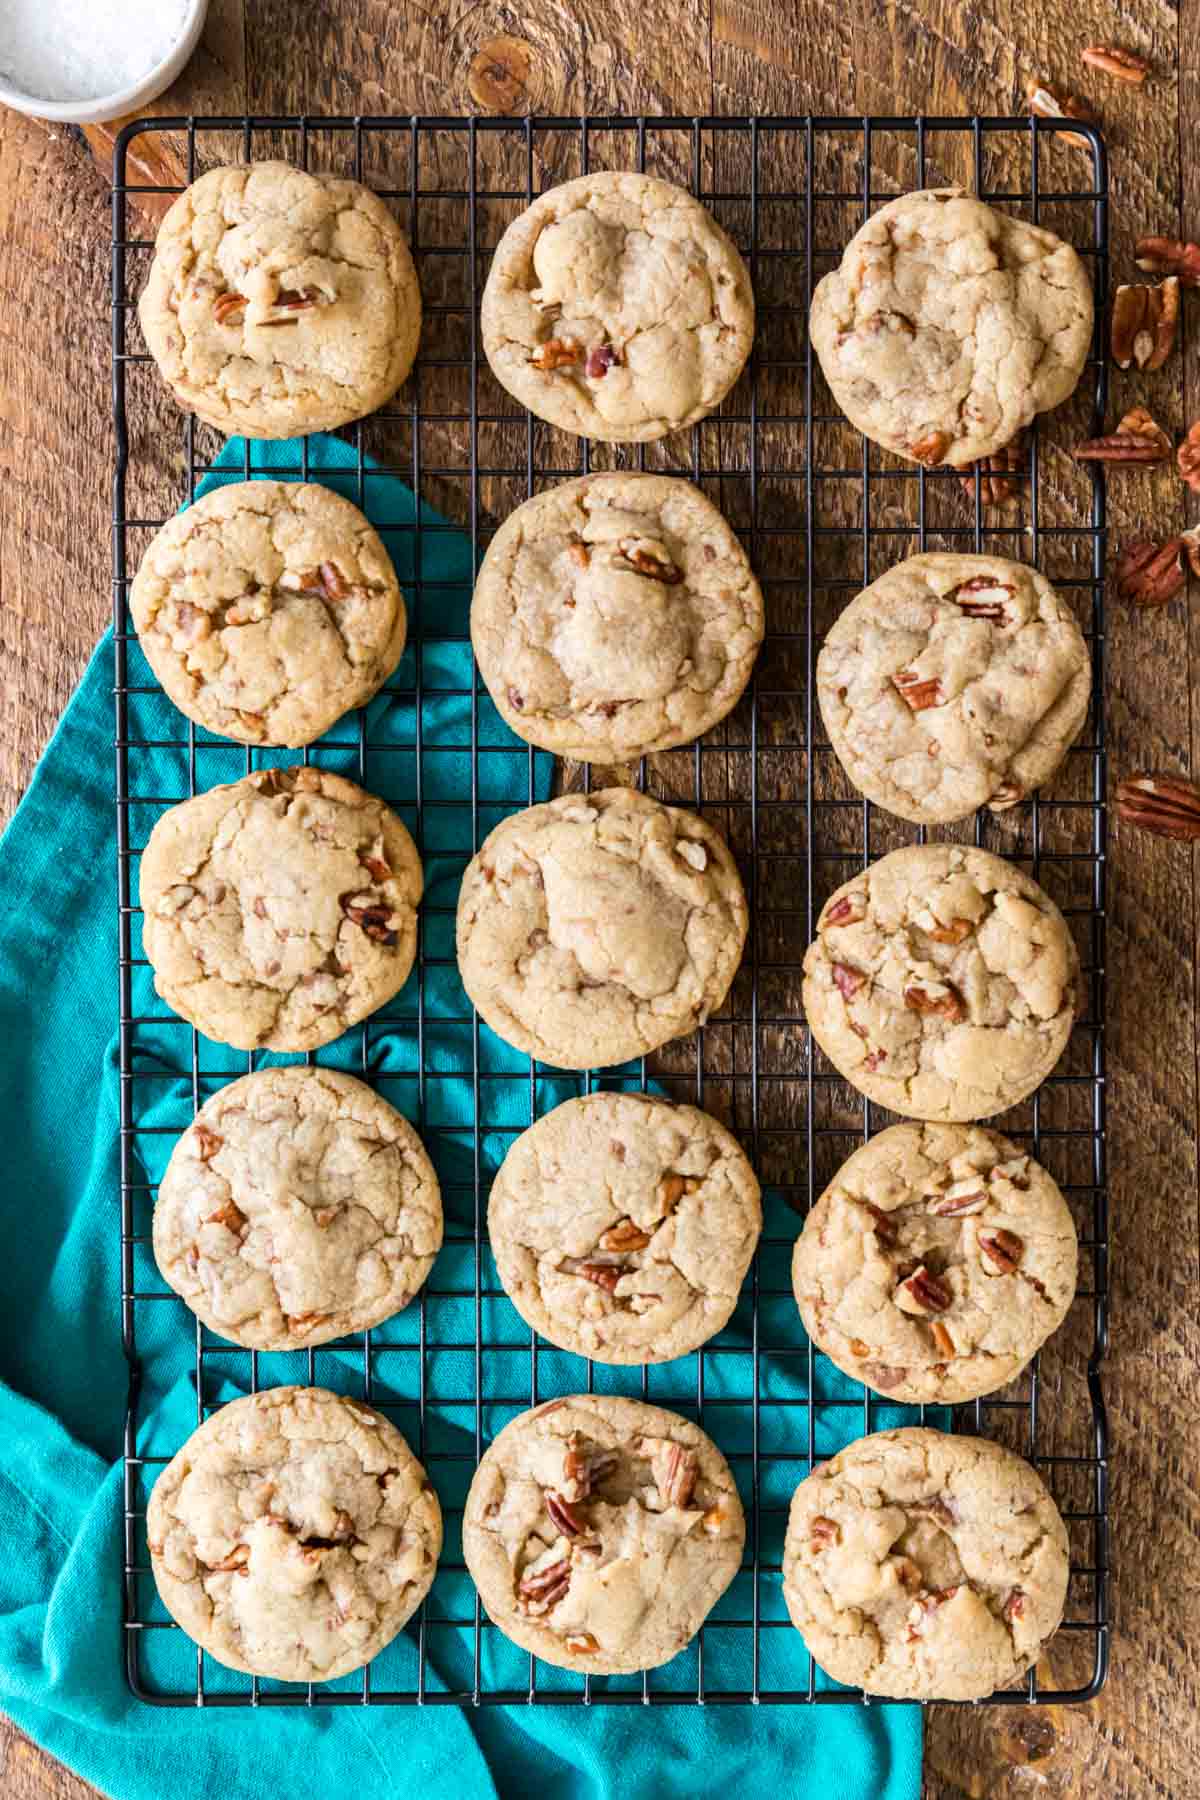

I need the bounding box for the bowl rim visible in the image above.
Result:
[0,0,208,124]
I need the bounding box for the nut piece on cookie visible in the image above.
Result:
[462,1395,744,1673]
[138,162,421,438]
[782,1427,1069,1700]
[481,171,755,442]
[471,472,764,763]
[810,189,1093,468]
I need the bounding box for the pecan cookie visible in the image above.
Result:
[481,172,754,441]
[456,788,748,1069]
[154,1067,442,1350]
[803,845,1079,1121]
[462,1394,744,1673]
[793,1123,1077,1404]
[471,473,763,762]
[148,1387,441,1682]
[810,189,1093,467]
[782,1427,1069,1699]
[139,767,422,1052]
[489,1093,761,1363]
[817,553,1091,824]
[130,481,407,748]
[139,162,421,438]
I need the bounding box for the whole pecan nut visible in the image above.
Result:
[1179,420,1200,491]
[1082,44,1150,83]
[1116,772,1200,840]
[1115,538,1185,606]
[1136,236,1200,287]
[1110,280,1179,371]
[958,435,1025,506]
[979,1227,1025,1274]
[1026,78,1096,150]
[1074,405,1173,464]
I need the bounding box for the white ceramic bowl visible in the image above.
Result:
[0,0,208,125]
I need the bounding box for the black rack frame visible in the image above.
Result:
[111,112,1110,1709]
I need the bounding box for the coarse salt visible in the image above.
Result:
[0,0,191,102]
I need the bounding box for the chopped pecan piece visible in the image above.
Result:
[906,1585,959,1638]
[810,1515,841,1549]
[318,560,351,600]
[929,1320,956,1358]
[1082,44,1149,83]
[863,1202,897,1247]
[273,286,323,311]
[928,1181,987,1217]
[1116,772,1200,841]
[204,1199,247,1235]
[1026,78,1095,150]
[598,1218,652,1253]
[892,669,942,711]
[287,1311,330,1334]
[237,710,266,737]
[517,1556,570,1613]
[1111,284,1179,372]
[1003,1586,1026,1622]
[1179,420,1200,491]
[561,1434,618,1502]
[585,343,620,378]
[861,1360,907,1390]
[1074,407,1173,464]
[561,1258,622,1293]
[848,1338,871,1358]
[863,1049,887,1072]
[955,576,1014,621]
[209,1544,250,1574]
[925,916,972,945]
[701,1502,729,1535]
[919,1495,957,1526]
[958,436,1024,506]
[1115,538,1185,607]
[904,984,965,1023]
[657,1172,699,1212]
[979,1227,1024,1274]
[899,1264,953,1313]
[340,893,400,945]
[617,537,684,584]
[359,837,392,884]
[1135,236,1200,286]
[531,336,582,371]
[639,1437,699,1509]
[832,961,866,1000]
[193,1122,223,1162]
[909,431,950,466]
[564,1631,600,1652]
[823,894,864,927]
[213,291,247,324]
[567,536,590,568]
[544,1491,585,1537]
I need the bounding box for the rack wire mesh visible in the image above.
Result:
[111,113,1110,1709]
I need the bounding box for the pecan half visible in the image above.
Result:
[1082,44,1149,83]
[1116,772,1200,840]
[823,895,865,928]
[899,1265,953,1313]
[585,343,620,378]
[639,1437,699,1509]
[193,1122,222,1162]
[925,916,972,945]
[1179,421,1200,491]
[1135,236,1200,286]
[832,961,866,999]
[1074,406,1172,464]
[518,1556,570,1612]
[213,291,247,324]
[1026,78,1095,150]
[597,1218,652,1253]
[979,1227,1024,1273]
[1111,283,1179,372]
[810,1516,841,1549]
[892,669,942,711]
[955,576,1015,621]
[958,436,1025,506]
[531,336,582,371]
[904,984,965,1022]
[340,894,400,945]
[1115,538,1185,606]
[617,538,684,584]
[909,431,951,466]
[544,1491,585,1537]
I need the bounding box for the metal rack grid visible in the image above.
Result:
[111,113,1110,1709]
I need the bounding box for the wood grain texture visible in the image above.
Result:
[0,1,1194,1795]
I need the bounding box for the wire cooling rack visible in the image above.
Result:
[111,113,1110,1709]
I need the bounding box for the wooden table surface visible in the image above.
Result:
[1,2,1196,1795]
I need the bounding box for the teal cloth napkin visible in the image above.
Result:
[0,434,922,1798]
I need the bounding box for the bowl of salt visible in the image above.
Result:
[0,0,208,125]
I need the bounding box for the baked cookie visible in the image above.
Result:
[803,845,1079,1121]
[489,1093,761,1363]
[148,1386,441,1682]
[153,1067,442,1350]
[792,1123,1077,1404]
[810,189,1093,467]
[782,1427,1069,1699]
[130,481,407,748]
[471,473,764,763]
[462,1394,744,1673]
[817,553,1091,825]
[456,788,748,1069]
[139,766,422,1052]
[480,172,754,441]
[139,162,421,438]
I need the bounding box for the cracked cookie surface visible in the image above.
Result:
[802,845,1078,1122]
[810,189,1093,467]
[782,1426,1069,1699]
[471,473,763,762]
[481,171,755,441]
[456,787,748,1069]
[130,481,407,748]
[489,1093,761,1363]
[139,161,421,438]
[139,766,422,1052]
[154,1067,442,1351]
[462,1394,744,1673]
[817,552,1091,824]
[148,1386,441,1682]
[792,1123,1077,1404]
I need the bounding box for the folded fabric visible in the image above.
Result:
[0,434,921,1799]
